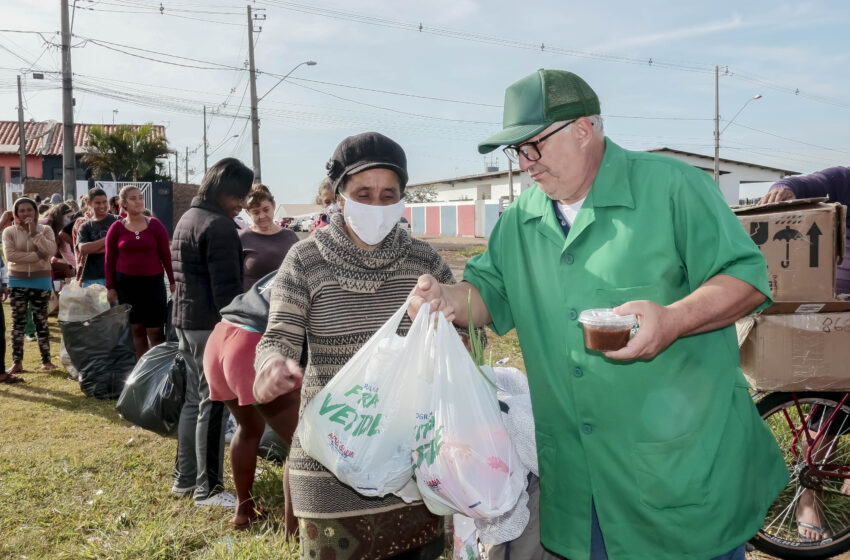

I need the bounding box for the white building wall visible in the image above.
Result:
[654,152,790,205]
[418,171,533,203]
[413,153,790,207]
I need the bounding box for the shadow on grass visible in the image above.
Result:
[1,381,135,428]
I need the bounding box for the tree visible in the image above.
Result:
[82,123,169,181]
[404,185,439,203]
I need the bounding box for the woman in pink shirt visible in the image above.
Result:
[105,186,176,358]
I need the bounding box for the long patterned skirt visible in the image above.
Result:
[298,504,444,560]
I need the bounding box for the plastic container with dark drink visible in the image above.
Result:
[578,309,637,352]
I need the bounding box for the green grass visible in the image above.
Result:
[455,246,485,259]
[0,305,296,559]
[0,302,525,559]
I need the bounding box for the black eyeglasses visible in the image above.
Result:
[503,119,577,163]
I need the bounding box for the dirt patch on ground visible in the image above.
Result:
[438,249,471,281]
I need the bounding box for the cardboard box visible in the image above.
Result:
[734,198,846,302]
[737,311,850,391]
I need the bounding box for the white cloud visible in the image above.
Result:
[589,14,744,52]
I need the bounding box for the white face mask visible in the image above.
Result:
[341,195,405,246]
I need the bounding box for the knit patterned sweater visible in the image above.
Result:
[255,214,458,519]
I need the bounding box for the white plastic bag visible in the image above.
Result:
[297,300,433,497]
[452,514,482,560]
[413,312,526,519]
[58,281,110,322]
[59,338,79,380]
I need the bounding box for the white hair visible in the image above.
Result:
[586,114,604,136]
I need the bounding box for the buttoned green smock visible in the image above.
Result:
[463,139,788,560]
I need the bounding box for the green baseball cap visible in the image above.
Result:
[478,69,601,154]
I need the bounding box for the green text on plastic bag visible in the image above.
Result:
[317,383,383,437]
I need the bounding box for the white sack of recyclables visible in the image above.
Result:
[471,366,539,545]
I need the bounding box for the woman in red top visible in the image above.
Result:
[105,186,176,358]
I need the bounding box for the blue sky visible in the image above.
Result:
[2,0,848,204]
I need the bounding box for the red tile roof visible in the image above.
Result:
[0,120,54,155]
[0,121,167,156]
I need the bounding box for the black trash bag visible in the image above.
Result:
[116,342,186,436]
[60,304,137,399]
[258,424,289,464]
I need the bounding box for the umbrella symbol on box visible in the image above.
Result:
[773,225,806,268]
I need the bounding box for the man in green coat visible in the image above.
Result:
[410,69,787,560]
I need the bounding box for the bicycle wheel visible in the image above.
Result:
[751,392,850,559]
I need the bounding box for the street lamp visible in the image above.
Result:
[721,94,762,135]
[250,60,316,183]
[258,60,317,102]
[714,93,762,183]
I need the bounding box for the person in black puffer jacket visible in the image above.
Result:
[171,157,252,507]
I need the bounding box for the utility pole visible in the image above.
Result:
[16,76,27,182]
[713,65,720,185]
[203,105,208,173]
[185,146,189,183]
[61,0,76,200]
[247,4,261,183]
[173,151,178,182]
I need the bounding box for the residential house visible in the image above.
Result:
[0,119,167,187]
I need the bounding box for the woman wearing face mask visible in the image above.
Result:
[240,184,299,291]
[2,197,58,376]
[252,132,459,560]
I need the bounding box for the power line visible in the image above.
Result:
[257,0,713,73]
[80,5,247,26]
[209,82,250,152]
[605,114,713,121]
[728,122,850,157]
[0,38,38,67]
[75,36,244,71]
[256,0,850,111]
[283,79,501,125]
[287,77,501,108]
[90,0,243,15]
[0,30,56,35]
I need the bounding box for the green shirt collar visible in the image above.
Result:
[522,137,635,224]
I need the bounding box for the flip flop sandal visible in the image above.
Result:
[229,507,268,530]
[1,374,25,384]
[798,521,829,542]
